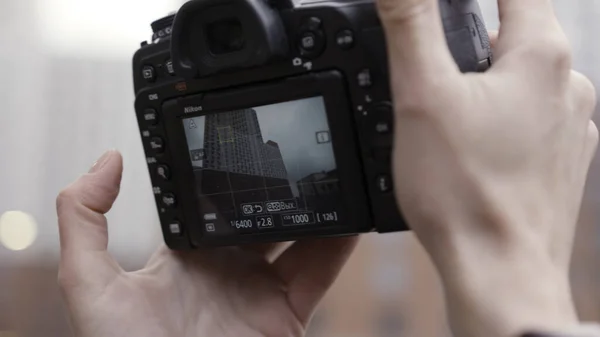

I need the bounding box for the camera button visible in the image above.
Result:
[304,17,323,30]
[165,60,176,76]
[373,103,393,135]
[162,193,177,208]
[168,221,183,236]
[357,69,373,87]
[143,109,159,126]
[157,165,171,181]
[300,32,317,51]
[298,30,325,58]
[375,121,392,134]
[336,30,355,50]
[376,175,393,193]
[150,137,165,153]
[142,65,156,82]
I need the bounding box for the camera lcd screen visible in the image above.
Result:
[182,96,344,235]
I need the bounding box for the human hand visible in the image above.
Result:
[56,150,358,337]
[376,0,598,336]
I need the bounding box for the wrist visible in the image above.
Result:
[429,235,579,337]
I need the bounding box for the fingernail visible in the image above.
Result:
[89,150,115,173]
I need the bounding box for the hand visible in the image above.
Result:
[56,150,358,337]
[376,0,598,336]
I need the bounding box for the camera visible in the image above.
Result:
[132,0,492,249]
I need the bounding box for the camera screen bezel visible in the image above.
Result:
[162,70,373,247]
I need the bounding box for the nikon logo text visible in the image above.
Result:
[184,106,203,114]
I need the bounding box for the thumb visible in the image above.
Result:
[56,150,123,288]
[376,0,458,84]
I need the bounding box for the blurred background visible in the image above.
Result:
[0,1,598,336]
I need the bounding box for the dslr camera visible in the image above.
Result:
[132,0,492,249]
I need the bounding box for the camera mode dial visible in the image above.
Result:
[151,13,176,41]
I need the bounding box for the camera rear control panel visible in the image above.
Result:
[133,3,410,243]
[140,57,177,85]
[138,95,191,245]
[287,7,406,233]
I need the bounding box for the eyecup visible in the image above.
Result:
[170,0,289,79]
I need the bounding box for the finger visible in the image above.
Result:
[496,0,558,48]
[375,0,459,86]
[570,71,597,121]
[272,236,359,324]
[239,242,290,262]
[56,150,124,287]
[554,120,599,269]
[488,30,499,51]
[495,0,571,74]
[584,121,599,166]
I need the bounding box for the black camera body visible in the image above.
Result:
[132,0,491,250]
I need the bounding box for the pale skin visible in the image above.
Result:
[56,0,599,337]
[57,155,359,337]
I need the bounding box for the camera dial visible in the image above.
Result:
[151,13,176,42]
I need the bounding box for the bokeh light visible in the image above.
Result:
[0,211,38,251]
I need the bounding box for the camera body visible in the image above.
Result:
[132,0,491,250]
